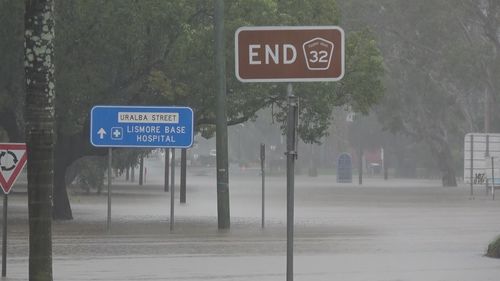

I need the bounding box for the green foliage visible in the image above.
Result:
[73,156,106,194]
[71,150,147,194]
[0,0,24,129]
[340,0,500,185]
[486,235,500,258]
[343,29,384,114]
[112,148,150,173]
[55,0,203,134]
[268,27,384,144]
[1,0,385,162]
[277,0,340,25]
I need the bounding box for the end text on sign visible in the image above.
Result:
[249,44,297,65]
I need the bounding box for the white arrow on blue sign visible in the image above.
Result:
[90,106,194,148]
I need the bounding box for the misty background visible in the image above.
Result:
[0,0,498,214]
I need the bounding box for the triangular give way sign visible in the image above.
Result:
[0,143,27,194]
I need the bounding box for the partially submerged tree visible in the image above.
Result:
[24,0,55,279]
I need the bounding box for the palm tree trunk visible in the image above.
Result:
[24,0,55,280]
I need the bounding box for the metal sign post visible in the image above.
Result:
[286,84,298,281]
[107,148,112,232]
[90,106,194,231]
[0,143,28,277]
[470,135,474,197]
[2,194,7,277]
[170,149,176,231]
[492,157,495,200]
[164,149,170,192]
[260,143,265,229]
[234,26,344,281]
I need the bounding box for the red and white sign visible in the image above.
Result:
[235,26,345,82]
[0,143,27,194]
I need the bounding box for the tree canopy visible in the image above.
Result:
[340,0,499,186]
[0,0,385,218]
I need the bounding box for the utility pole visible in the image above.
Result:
[214,0,230,229]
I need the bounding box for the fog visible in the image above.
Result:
[1,0,500,280]
[4,159,500,280]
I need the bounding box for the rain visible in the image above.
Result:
[0,0,499,280]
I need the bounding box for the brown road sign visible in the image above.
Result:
[235,26,344,82]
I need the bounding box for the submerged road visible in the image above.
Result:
[2,160,500,280]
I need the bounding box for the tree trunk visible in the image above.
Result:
[164,149,169,192]
[430,139,457,187]
[53,153,73,220]
[24,0,55,280]
[51,118,107,219]
[0,109,23,142]
[441,165,457,187]
[131,165,135,182]
[439,148,457,187]
[52,126,74,220]
[358,145,363,185]
[384,157,389,180]
[308,144,317,177]
[139,155,144,185]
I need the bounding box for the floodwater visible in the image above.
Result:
[2,158,500,280]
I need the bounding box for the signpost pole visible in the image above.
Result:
[358,144,363,185]
[2,194,7,277]
[170,149,176,231]
[286,83,297,281]
[260,143,265,229]
[180,148,187,203]
[486,135,490,196]
[89,107,193,231]
[470,135,474,198]
[234,26,344,281]
[492,157,495,200]
[107,148,112,232]
[0,143,27,277]
[164,149,170,192]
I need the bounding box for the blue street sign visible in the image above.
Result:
[90,106,194,148]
